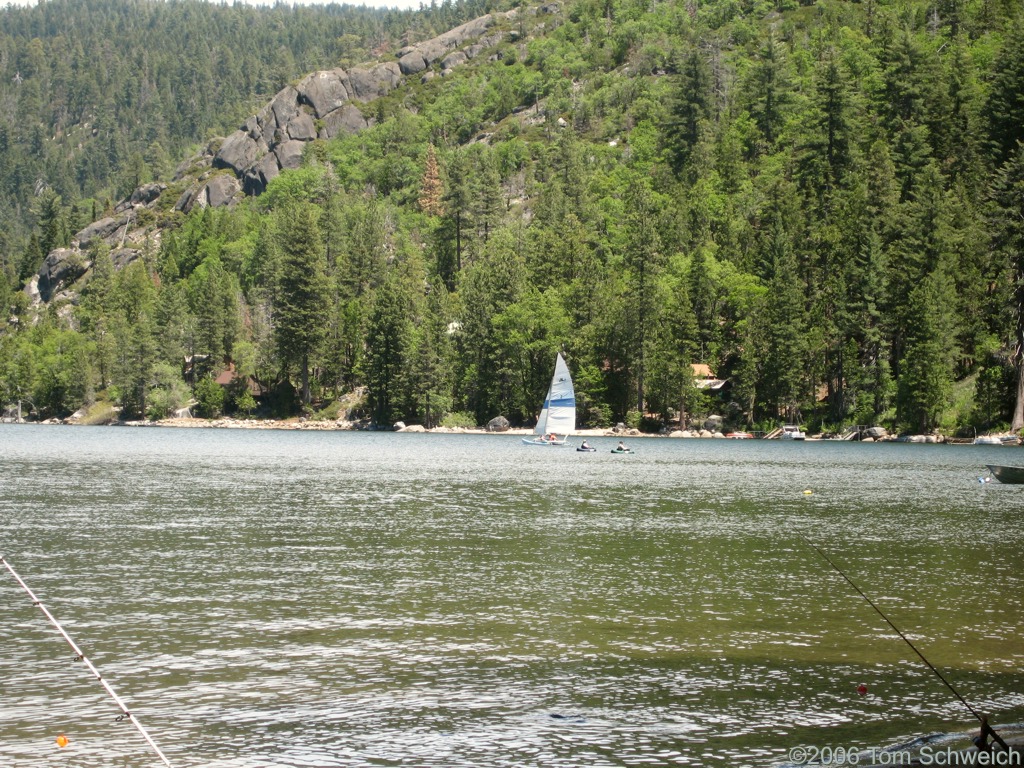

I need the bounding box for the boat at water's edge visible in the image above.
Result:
[780,425,806,440]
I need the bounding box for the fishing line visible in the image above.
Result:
[798,533,1008,749]
[1,554,174,767]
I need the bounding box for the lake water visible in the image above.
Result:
[1,424,1023,768]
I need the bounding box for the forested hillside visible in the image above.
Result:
[0,0,488,254]
[2,0,1023,436]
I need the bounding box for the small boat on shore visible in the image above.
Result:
[974,435,1004,445]
[986,464,1024,484]
[726,431,754,439]
[780,425,806,440]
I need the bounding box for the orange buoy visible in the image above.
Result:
[56,734,69,748]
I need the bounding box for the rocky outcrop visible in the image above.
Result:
[27,9,521,305]
[212,12,513,196]
[213,62,405,195]
[37,249,89,302]
[74,215,130,249]
[123,182,166,209]
[396,14,508,75]
[175,174,245,212]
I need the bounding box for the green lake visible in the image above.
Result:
[1,425,1022,767]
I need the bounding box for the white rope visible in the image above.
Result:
[1,555,174,766]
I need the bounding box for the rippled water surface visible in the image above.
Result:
[2,425,1023,767]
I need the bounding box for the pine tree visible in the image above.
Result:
[760,214,807,422]
[274,204,331,408]
[365,277,410,427]
[36,190,69,258]
[748,35,792,149]
[665,48,713,180]
[112,261,157,419]
[408,279,454,427]
[646,276,698,424]
[622,179,666,414]
[343,201,388,299]
[688,247,720,364]
[985,20,1024,167]
[896,264,958,432]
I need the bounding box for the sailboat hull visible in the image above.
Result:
[522,437,567,446]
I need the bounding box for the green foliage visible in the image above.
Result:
[273,203,331,405]
[3,0,1024,435]
[77,401,118,425]
[234,389,258,418]
[440,411,477,429]
[194,376,226,419]
[364,277,411,427]
[147,363,192,420]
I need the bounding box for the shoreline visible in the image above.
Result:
[7,417,1019,443]
[10,415,639,437]
[132,418,645,437]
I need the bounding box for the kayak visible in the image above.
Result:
[576,446,597,452]
[610,448,633,454]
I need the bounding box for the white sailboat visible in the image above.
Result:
[522,353,576,446]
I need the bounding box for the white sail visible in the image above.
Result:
[534,353,576,435]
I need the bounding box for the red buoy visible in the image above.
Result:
[856,683,868,696]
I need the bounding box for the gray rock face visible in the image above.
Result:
[703,414,724,431]
[204,14,507,201]
[74,216,128,249]
[128,182,166,207]
[347,63,401,100]
[321,105,369,139]
[269,87,300,130]
[111,248,143,271]
[203,175,243,208]
[298,70,353,116]
[417,38,450,66]
[398,51,428,75]
[177,175,244,212]
[397,12,510,75]
[254,152,281,187]
[275,140,306,171]
[215,131,260,175]
[441,51,468,69]
[38,249,88,302]
[287,111,317,141]
[212,61,402,193]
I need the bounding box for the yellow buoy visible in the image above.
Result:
[803,489,813,495]
[56,734,69,748]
